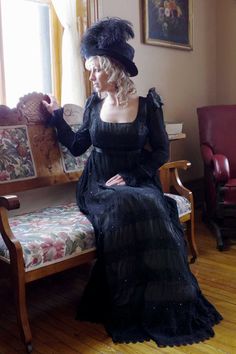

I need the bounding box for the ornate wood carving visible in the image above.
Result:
[0,105,25,125]
[17,92,51,125]
[32,127,59,173]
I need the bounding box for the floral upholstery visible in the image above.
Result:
[0,125,36,182]
[60,144,91,172]
[0,195,191,270]
[165,193,191,217]
[60,124,91,172]
[0,203,95,270]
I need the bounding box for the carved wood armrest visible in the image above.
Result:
[160,160,193,203]
[0,195,20,210]
[0,195,23,261]
[161,160,191,171]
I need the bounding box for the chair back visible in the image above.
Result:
[197,105,236,177]
[0,92,86,195]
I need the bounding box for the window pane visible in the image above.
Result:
[1,0,52,107]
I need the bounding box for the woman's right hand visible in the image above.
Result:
[105,174,126,186]
[42,94,60,114]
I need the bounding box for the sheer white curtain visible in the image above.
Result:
[52,0,86,107]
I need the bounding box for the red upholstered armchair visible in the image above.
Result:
[197,105,236,250]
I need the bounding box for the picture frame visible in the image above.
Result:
[141,0,193,50]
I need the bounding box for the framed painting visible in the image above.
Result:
[141,0,193,50]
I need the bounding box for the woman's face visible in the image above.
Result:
[87,58,115,94]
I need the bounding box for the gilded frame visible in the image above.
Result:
[141,0,193,50]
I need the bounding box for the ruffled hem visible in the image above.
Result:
[77,318,222,347]
[77,315,222,347]
[106,325,218,347]
[77,293,223,347]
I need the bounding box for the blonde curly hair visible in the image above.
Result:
[85,56,137,106]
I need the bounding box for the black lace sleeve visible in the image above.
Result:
[49,94,96,156]
[120,88,169,186]
[141,87,169,173]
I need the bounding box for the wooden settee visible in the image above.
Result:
[0,93,197,352]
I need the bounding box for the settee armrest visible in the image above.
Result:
[0,195,20,210]
[212,154,230,184]
[0,195,23,261]
[160,160,197,262]
[160,160,193,201]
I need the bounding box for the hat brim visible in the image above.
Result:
[85,48,138,77]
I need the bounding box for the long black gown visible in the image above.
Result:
[51,88,222,347]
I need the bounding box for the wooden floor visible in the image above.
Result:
[0,213,236,354]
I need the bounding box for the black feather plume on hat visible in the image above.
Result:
[80,17,138,77]
[81,17,134,56]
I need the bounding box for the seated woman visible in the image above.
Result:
[43,17,222,347]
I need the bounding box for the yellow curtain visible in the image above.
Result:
[83,0,99,97]
[76,0,99,98]
[50,3,62,104]
[78,0,90,97]
[51,0,98,103]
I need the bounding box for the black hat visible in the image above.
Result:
[80,17,138,77]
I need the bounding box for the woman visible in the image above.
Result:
[43,17,222,347]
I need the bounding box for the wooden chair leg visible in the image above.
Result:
[12,269,33,352]
[209,218,224,251]
[186,216,198,263]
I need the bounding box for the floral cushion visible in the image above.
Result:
[165,193,191,217]
[0,203,95,270]
[0,195,191,270]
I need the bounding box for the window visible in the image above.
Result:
[0,0,99,107]
[0,0,53,107]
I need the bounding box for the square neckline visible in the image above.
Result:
[98,97,141,125]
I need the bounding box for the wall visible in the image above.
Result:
[99,0,217,180]
[216,0,236,104]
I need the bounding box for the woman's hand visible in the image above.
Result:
[105,174,126,186]
[42,94,60,114]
